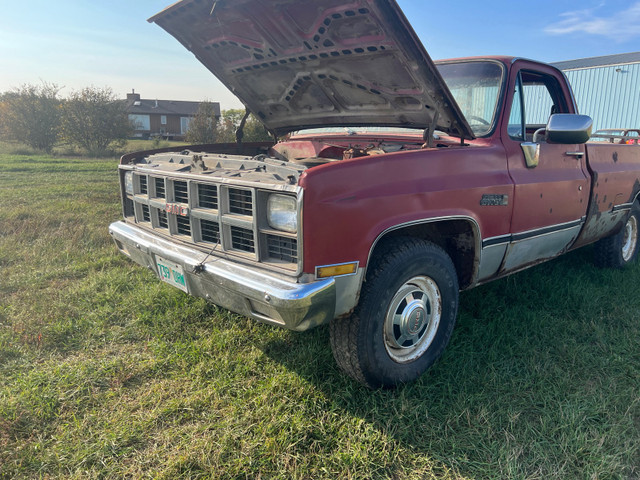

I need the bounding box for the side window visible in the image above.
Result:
[508,76,524,141]
[507,70,568,142]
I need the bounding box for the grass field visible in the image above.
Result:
[0,148,638,479]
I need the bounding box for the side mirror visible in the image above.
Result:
[546,114,593,144]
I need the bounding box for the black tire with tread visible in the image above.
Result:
[594,202,640,269]
[330,238,459,389]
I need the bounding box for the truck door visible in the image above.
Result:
[500,67,590,273]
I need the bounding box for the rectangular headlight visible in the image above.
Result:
[267,194,297,233]
[124,171,134,195]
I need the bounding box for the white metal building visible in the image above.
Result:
[552,52,640,132]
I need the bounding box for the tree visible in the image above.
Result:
[61,86,132,155]
[1,83,61,152]
[215,109,273,143]
[185,101,219,144]
[0,95,10,140]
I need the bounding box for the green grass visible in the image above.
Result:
[0,150,638,479]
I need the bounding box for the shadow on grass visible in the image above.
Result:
[261,247,640,478]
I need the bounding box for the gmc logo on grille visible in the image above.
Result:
[165,203,189,217]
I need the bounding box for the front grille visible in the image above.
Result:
[157,209,168,229]
[198,184,218,209]
[200,219,220,244]
[229,188,253,216]
[141,204,150,222]
[267,235,298,263]
[139,176,148,195]
[176,215,191,236]
[154,178,165,198]
[231,226,255,253]
[174,181,188,203]
[126,173,299,271]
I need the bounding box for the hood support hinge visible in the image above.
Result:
[235,108,252,145]
[235,108,279,148]
[424,110,440,148]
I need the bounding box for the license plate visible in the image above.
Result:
[156,256,188,293]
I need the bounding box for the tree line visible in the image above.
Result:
[0,84,132,155]
[0,83,272,156]
[185,103,272,145]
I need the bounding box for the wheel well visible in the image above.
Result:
[368,220,478,289]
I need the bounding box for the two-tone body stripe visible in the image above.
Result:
[612,203,633,213]
[482,217,586,249]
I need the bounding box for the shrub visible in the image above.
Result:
[61,86,132,156]
[0,83,61,153]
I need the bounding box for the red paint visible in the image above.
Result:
[296,58,640,282]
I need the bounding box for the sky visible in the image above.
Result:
[1,0,640,111]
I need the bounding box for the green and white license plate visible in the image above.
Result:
[156,256,188,293]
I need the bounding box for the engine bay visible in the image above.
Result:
[127,131,458,185]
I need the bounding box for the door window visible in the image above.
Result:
[507,70,568,142]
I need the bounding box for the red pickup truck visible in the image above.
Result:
[109,0,640,388]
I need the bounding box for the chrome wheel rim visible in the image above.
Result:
[622,214,639,262]
[384,276,441,363]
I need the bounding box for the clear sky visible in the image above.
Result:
[1,0,639,110]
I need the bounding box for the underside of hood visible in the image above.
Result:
[149,0,474,139]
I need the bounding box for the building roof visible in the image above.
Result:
[124,92,221,117]
[552,52,640,71]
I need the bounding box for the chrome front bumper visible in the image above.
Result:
[108,221,336,331]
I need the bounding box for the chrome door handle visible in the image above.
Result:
[565,151,584,159]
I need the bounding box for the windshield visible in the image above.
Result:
[436,61,504,137]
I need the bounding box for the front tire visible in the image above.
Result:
[594,202,640,269]
[330,238,459,389]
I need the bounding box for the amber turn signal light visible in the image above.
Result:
[316,262,358,279]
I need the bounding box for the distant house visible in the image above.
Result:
[125,90,221,140]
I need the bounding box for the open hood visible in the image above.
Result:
[149,0,474,139]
